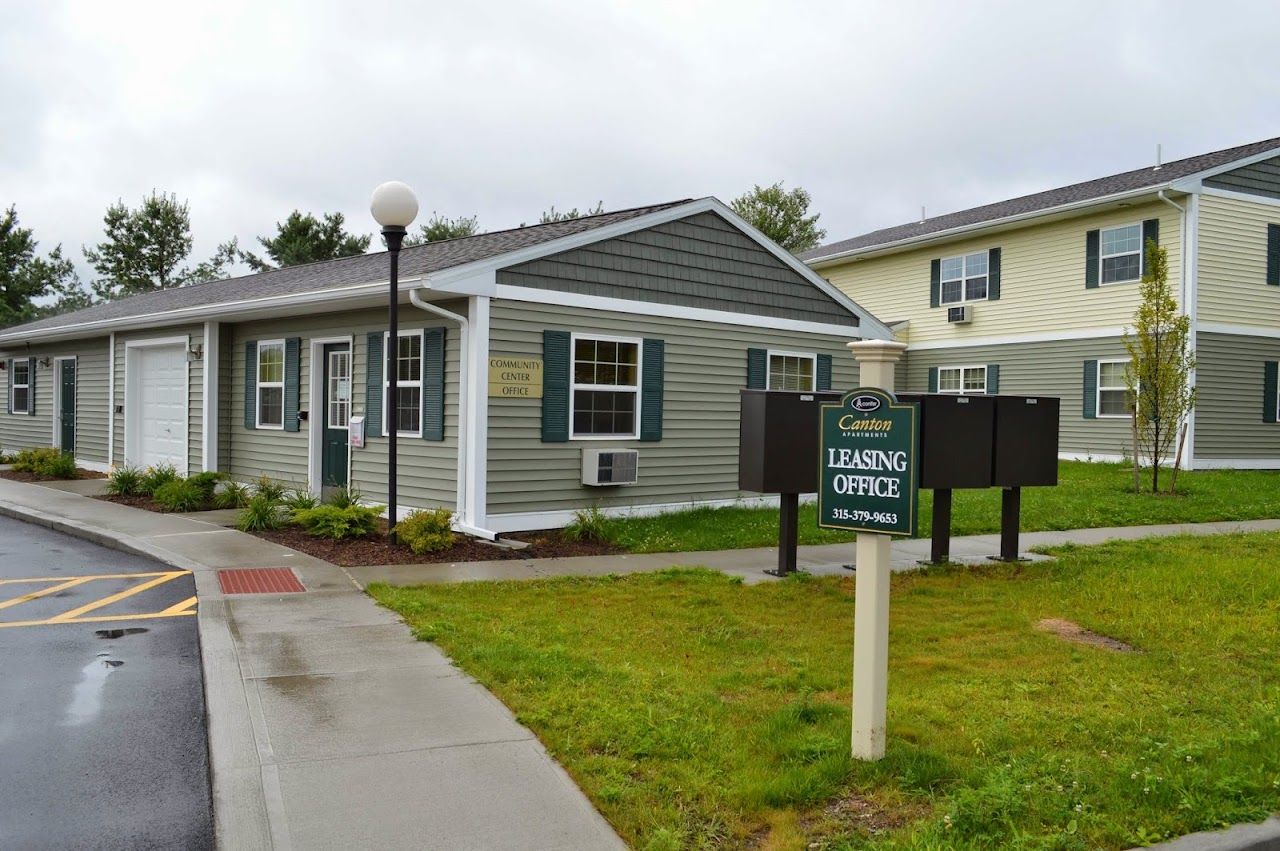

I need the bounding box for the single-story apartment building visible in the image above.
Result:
[0,198,891,536]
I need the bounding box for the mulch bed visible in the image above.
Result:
[0,468,106,482]
[95,493,168,512]
[251,523,620,566]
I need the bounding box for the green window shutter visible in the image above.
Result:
[1085,230,1100,289]
[1267,224,1280,286]
[542,330,571,442]
[986,364,999,394]
[1264,361,1278,424]
[283,337,301,432]
[365,332,383,437]
[423,327,446,441]
[243,342,258,429]
[927,367,938,393]
[1141,218,1160,275]
[1083,360,1098,419]
[639,338,664,442]
[815,354,833,391]
[26,357,35,416]
[987,248,1001,301]
[4,358,10,414]
[746,348,767,389]
[930,259,941,308]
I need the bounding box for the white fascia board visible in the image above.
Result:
[1198,322,1280,340]
[905,327,1127,351]
[1200,186,1280,209]
[804,186,1174,268]
[492,284,868,339]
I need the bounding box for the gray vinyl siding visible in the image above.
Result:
[227,304,462,508]
[485,299,862,518]
[112,325,203,473]
[1194,332,1280,460]
[1205,155,1280,201]
[0,338,109,464]
[902,336,1135,458]
[495,211,859,327]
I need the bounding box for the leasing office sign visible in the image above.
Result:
[818,388,919,536]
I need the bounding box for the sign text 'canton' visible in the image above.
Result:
[818,388,919,536]
[487,356,543,398]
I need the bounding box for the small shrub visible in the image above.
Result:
[12,447,62,474]
[397,508,455,554]
[564,506,615,544]
[294,503,383,540]
[325,485,362,509]
[40,452,78,479]
[138,464,179,496]
[105,465,144,496]
[236,494,284,532]
[254,474,287,502]
[282,489,320,518]
[213,480,251,510]
[187,471,226,502]
[153,478,205,512]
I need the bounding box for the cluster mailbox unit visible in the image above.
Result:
[740,388,1060,573]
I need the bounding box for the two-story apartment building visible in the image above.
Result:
[803,136,1280,469]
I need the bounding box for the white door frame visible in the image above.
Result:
[307,335,354,496]
[124,335,190,475]
[51,356,77,452]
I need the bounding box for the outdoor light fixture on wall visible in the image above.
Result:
[37,357,51,368]
[370,180,419,542]
[187,343,204,362]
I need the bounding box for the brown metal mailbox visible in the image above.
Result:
[992,395,1060,487]
[738,389,842,494]
[897,393,995,489]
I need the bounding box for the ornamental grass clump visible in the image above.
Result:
[152,478,206,513]
[563,506,615,544]
[105,465,144,496]
[396,508,455,554]
[236,493,284,532]
[293,503,383,540]
[254,474,287,502]
[138,464,178,496]
[213,480,251,510]
[282,488,320,519]
[187,471,226,503]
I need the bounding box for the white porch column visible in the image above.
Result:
[846,339,907,761]
[202,321,219,472]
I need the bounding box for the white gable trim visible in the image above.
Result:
[1200,186,1280,209]
[1171,144,1280,190]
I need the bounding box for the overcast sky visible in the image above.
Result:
[3,0,1278,282]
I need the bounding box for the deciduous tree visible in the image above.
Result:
[84,191,196,300]
[730,182,826,253]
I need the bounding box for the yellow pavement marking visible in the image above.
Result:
[47,572,188,623]
[0,571,179,585]
[162,596,198,615]
[0,610,196,629]
[0,577,94,610]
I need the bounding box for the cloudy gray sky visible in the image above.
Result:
[3,0,1278,282]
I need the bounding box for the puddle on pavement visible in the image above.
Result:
[64,658,124,726]
[94,628,148,639]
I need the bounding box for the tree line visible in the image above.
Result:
[1,182,824,328]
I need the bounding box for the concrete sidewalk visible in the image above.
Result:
[0,478,623,851]
[346,517,1280,588]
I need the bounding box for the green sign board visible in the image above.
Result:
[818,388,920,537]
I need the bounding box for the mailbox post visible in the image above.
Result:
[991,396,1060,561]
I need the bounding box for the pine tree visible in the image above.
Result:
[0,205,87,327]
[730,182,826,253]
[1123,239,1196,493]
[241,211,371,271]
[402,213,480,247]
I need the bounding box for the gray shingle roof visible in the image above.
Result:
[802,136,1280,263]
[5,200,692,336]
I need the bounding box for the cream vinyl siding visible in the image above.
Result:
[1197,193,1280,328]
[227,304,462,508]
[0,338,110,464]
[902,336,1134,458]
[819,201,1182,344]
[485,298,862,517]
[112,325,202,472]
[1194,332,1280,461]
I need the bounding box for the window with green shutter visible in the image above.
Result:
[639,338,664,442]
[746,348,767,389]
[364,332,383,436]
[1267,224,1280,287]
[243,341,258,429]
[422,327,446,441]
[568,333,641,439]
[541,330,570,442]
[1264,361,1278,424]
[1082,360,1098,418]
[283,337,301,432]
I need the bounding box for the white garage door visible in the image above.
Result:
[129,344,187,471]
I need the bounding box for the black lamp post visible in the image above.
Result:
[370,181,419,541]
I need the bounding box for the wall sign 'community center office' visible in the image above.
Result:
[818,388,919,537]
[488,356,543,398]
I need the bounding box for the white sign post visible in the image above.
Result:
[845,339,908,761]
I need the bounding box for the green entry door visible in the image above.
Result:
[321,343,351,490]
[59,359,76,455]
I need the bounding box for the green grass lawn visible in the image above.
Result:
[603,461,1280,553]
[372,533,1280,850]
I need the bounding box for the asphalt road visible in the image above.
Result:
[0,515,213,850]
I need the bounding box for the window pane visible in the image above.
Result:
[963,367,986,392]
[395,386,421,433]
[395,334,421,382]
[259,345,284,383]
[1099,389,1132,416]
[965,276,988,300]
[13,362,29,385]
[572,337,638,388]
[964,252,987,276]
[938,369,962,391]
[768,354,814,391]
[573,389,636,436]
[940,257,963,280]
[1099,361,1129,388]
[259,386,283,426]
[1102,224,1141,256]
[13,387,29,412]
[941,280,962,304]
[1101,254,1140,283]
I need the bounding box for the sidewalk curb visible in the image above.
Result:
[1140,818,1280,851]
[0,498,272,851]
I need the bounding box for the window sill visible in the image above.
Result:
[1096,278,1140,288]
[256,423,285,431]
[1095,414,1133,420]
[570,434,640,442]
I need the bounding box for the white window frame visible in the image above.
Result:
[569,331,642,441]
[1096,358,1134,419]
[383,329,424,438]
[10,358,31,415]
[1099,223,1143,285]
[765,349,817,392]
[939,251,991,305]
[327,348,352,431]
[937,365,987,396]
[255,339,286,430]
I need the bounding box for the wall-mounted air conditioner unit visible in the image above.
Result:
[947,305,973,324]
[582,448,639,486]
